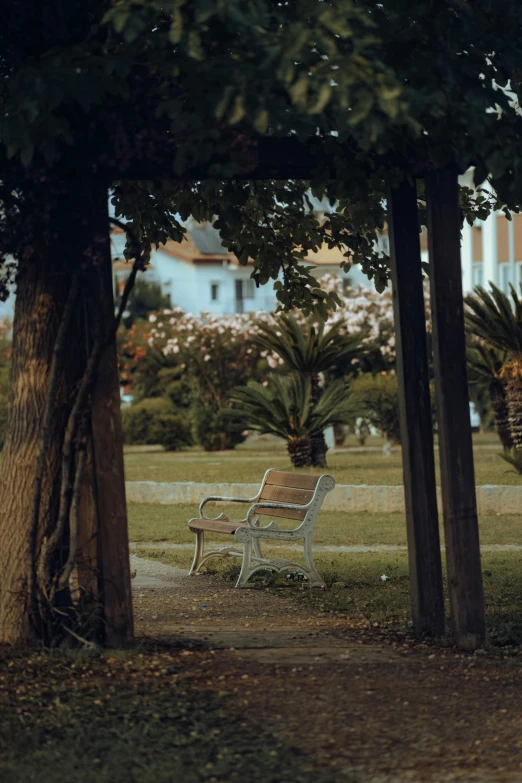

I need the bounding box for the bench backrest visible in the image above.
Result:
[255,470,335,529]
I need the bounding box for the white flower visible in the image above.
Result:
[204,354,211,361]
[380,574,390,582]
[149,314,157,323]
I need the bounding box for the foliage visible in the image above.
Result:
[499,448,522,475]
[465,284,522,449]
[4,1,522,314]
[256,310,368,378]
[466,338,511,447]
[116,277,171,327]
[191,403,245,452]
[121,398,192,451]
[230,375,355,467]
[465,284,522,358]
[351,373,401,444]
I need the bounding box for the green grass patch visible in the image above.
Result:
[135,547,522,647]
[124,432,522,487]
[128,503,522,547]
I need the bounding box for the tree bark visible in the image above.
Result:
[505,370,522,449]
[0,177,132,646]
[0,238,86,644]
[309,373,328,468]
[287,437,311,468]
[489,380,514,450]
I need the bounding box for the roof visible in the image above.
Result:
[111,220,356,269]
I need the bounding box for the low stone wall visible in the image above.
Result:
[125,481,522,515]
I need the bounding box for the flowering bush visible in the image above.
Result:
[146,308,272,449]
[117,272,434,450]
[315,274,432,371]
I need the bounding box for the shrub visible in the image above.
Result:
[121,398,192,451]
[192,404,246,452]
[149,414,193,451]
[351,373,401,444]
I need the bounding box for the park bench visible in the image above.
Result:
[188,469,335,588]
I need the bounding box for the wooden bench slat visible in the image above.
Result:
[259,485,314,506]
[189,518,246,535]
[255,505,307,521]
[264,471,319,490]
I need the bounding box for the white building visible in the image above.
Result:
[112,219,277,315]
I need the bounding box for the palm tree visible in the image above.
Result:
[230,375,355,468]
[255,313,367,467]
[465,283,522,449]
[466,340,513,450]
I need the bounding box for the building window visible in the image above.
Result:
[245,279,255,299]
[471,263,483,288]
[210,282,219,301]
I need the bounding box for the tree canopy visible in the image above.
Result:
[2,1,522,315]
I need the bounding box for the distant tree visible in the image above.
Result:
[117,278,171,327]
[230,375,354,468]
[465,285,522,450]
[350,374,402,446]
[466,340,512,449]
[255,313,367,467]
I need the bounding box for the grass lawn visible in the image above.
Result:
[128,503,522,547]
[123,432,522,486]
[134,547,522,646]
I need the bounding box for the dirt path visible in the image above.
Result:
[132,555,522,783]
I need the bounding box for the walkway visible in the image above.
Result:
[132,555,522,783]
[131,542,522,553]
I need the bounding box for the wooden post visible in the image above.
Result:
[387,180,445,636]
[89,185,134,647]
[425,166,486,650]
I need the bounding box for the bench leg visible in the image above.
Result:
[304,534,325,588]
[189,530,205,575]
[235,540,254,588]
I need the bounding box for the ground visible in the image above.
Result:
[2,433,521,781]
[131,556,522,782]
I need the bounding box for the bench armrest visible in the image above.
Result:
[199,494,259,519]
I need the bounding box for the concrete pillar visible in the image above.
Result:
[461,221,473,294]
[482,212,498,287]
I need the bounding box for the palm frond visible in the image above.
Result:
[465,284,522,357]
[230,375,352,441]
[255,312,368,375]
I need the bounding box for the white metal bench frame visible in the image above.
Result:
[188,468,335,588]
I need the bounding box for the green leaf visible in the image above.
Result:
[289,74,309,106]
[228,94,246,125]
[253,109,269,134]
[308,83,332,115]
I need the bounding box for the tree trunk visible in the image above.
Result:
[505,369,522,449]
[0,251,86,644]
[489,380,514,450]
[0,177,132,646]
[309,373,328,468]
[287,437,311,468]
